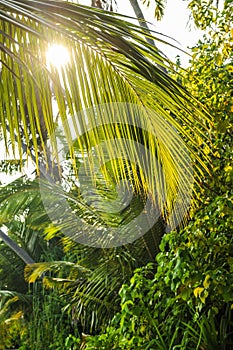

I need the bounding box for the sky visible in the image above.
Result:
[80,0,204,66]
[139,0,204,66]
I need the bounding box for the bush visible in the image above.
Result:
[85,192,233,349]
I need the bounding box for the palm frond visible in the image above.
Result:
[0,290,30,303]
[0,290,29,323]
[24,260,90,283]
[0,0,212,229]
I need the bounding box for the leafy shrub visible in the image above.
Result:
[85,191,233,349]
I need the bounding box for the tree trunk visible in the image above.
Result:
[128,0,155,46]
[0,229,35,265]
[128,0,166,72]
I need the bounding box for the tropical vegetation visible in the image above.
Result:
[0,0,232,349]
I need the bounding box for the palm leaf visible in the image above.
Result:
[24,260,90,283]
[0,0,212,229]
[0,290,30,323]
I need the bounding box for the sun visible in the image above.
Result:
[46,44,70,69]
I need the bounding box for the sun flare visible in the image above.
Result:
[46,44,70,68]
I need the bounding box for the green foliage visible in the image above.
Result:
[188,0,233,31]
[141,0,166,20]
[0,176,74,349]
[18,283,79,350]
[0,318,26,350]
[85,2,233,348]
[1,1,232,348]
[0,174,164,333]
[0,291,28,350]
[157,196,233,308]
[64,334,81,350]
[85,213,233,348]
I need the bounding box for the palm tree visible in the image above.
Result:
[0,0,212,335]
[0,0,211,239]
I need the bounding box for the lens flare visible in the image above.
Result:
[46,44,70,68]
